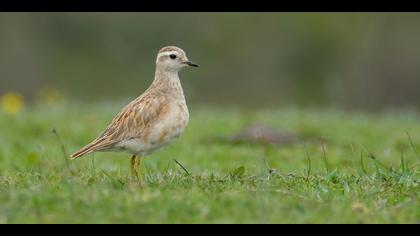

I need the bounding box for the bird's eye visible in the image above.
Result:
[169,54,177,59]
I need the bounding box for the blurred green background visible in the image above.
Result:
[1,12,420,109]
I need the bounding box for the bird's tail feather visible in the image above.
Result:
[70,138,109,160]
[70,143,97,159]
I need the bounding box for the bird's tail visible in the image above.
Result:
[70,136,115,160]
[69,142,98,160]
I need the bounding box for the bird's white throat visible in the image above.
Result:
[153,70,185,100]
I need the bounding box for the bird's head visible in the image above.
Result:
[156,46,198,72]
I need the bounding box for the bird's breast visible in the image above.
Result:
[156,100,189,139]
[137,100,189,154]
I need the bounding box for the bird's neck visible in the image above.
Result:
[151,69,185,100]
[154,69,179,80]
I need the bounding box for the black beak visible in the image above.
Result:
[184,61,199,67]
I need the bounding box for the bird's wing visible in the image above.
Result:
[99,93,166,142]
[70,93,166,159]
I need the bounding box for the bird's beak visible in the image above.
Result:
[183,61,199,67]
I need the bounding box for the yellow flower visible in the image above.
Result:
[37,87,65,105]
[1,92,24,115]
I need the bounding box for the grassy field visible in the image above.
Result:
[0,102,419,223]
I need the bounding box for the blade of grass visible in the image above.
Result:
[368,153,391,173]
[400,152,407,172]
[91,153,96,178]
[321,142,329,174]
[305,149,312,180]
[174,159,190,176]
[360,151,368,175]
[52,127,69,168]
[406,132,419,161]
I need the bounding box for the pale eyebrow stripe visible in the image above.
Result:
[158,51,179,57]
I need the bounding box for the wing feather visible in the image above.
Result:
[70,92,165,159]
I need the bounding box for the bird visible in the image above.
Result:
[70,46,198,177]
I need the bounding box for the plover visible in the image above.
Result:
[70,46,198,177]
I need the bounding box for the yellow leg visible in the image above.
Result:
[131,155,141,178]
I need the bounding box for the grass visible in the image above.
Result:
[0,102,419,223]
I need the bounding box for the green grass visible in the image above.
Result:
[0,102,419,223]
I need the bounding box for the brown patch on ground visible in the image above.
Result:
[227,124,299,146]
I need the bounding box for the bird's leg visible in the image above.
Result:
[130,155,141,179]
